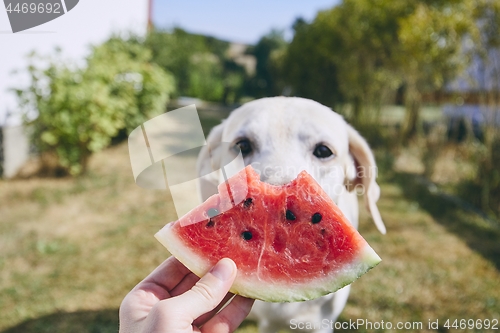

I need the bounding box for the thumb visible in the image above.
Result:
[174,258,237,320]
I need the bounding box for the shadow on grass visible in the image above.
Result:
[3,310,259,333]
[2,309,118,333]
[391,172,500,270]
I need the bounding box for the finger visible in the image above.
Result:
[193,292,235,327]
[119,257,191,326]
[170,272,200,297]
[201,295,255,333]
[134,256,191,300]
[170,258,237,320]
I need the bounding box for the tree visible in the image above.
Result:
[188,53,225,101]
[284,1,403,121]
[283,18,343,109]
[247,29,288,98]
[16,37,175,175]
[397,0,480,140]
[145,28,248,103]
[283,0,483,132]
[145,28,209,96]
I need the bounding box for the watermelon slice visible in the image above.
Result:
[155,166,381,302]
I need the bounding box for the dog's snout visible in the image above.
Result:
[259,165,300,185]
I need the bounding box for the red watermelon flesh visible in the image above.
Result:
[155,165,381,302]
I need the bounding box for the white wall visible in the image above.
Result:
[2,125,30,178]
[0,0,149,126]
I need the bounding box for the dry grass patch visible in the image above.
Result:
[1,140,499,333]
[0,143,177,331]
[340,182,500,332]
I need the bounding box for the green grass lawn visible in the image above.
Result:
[1,108,499,332]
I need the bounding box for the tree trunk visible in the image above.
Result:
[79,149,91,175]
[402,83,422,143]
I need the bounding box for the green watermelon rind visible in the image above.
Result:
[155,222,381,302]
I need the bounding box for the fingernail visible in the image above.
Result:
[210,258,235,281]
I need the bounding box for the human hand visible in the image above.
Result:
[119,257,254,333]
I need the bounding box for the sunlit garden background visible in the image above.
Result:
[1,0,500,332]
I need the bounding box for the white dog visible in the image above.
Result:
[196,97,386,333]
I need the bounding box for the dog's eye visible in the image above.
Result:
[313,144,335,159]
[236,139,253,156]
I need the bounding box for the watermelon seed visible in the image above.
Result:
[206,220,215,228]
[286,209,296,221]
[241,231,253,240]
[243,198,253,208]
[312,212,322,224]
[207,208,219,218]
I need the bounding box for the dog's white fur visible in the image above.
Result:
[196,97,385,333]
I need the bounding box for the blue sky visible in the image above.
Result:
[153,0,340,44]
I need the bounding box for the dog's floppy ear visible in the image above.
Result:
[344,124,386,234]
[196,122,225,201]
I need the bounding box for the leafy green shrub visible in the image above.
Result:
[16,37,175,176]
